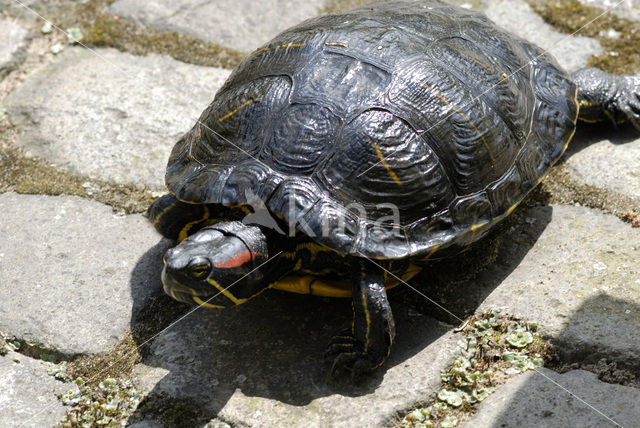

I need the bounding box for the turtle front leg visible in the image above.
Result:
[148,194,251,241]
[573,67,640,130]
[326,259,395,375]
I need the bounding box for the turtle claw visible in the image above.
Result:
[325,333,384,377]
[613,75,640,131]
[620,92,640,131]
[325,331,357,365]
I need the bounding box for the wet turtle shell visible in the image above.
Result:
[166,0,578,260]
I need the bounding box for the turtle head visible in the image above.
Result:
[162,221,272,308]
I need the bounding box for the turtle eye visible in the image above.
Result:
[189,262,211,278]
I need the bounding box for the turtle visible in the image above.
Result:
[148,0,640,374]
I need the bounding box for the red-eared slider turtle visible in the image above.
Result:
[149,0,640,374]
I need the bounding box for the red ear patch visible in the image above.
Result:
[214,249,256,269]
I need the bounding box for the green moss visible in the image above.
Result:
[0,135,160,214]
[49,0,247,69]
[529,0,640,74]
[396,309,553,428]
[537,162,640,224]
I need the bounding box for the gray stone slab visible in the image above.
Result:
[0,0,44,19]
[0,351,67,428]
[484,0,602,72]
[131,293,460,427]
[3,48,231,187]
[0,19,30,78]
[461,368,640,427]
[565,126,640,199]
[474,205,640,368]
[0,193,169,357]
[107,0,326,52]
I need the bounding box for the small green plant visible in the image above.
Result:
[397,308,552,428]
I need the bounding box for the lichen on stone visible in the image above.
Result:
[396,308,552,428]
[56,376,142,427]
[66,27,83,44]
[0,332,20,355]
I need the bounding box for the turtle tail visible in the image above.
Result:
[573,67,640,130]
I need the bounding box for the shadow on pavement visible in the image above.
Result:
[565,121,639,156]
[124,198,553,424]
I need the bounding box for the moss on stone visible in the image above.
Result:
[49,0,247,69]
[0,126,160,214]
[537,162,640,224]
[529,0,640,74]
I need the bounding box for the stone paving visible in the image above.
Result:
[0,19,30,78]
[0,0,639,427]
[4,48,230,186]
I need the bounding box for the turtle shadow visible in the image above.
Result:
[564,122,639,157]
[400,201,555,325]
[124,201,553,425]
[128,238,174,325]
[125,251,450,423]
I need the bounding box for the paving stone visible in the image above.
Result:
[483,0,602,73]
[461,368,640,427]
[127,421,163,428]
[106,0,327,52]
[0,193,169,357]
[0,0,45,19]
[580,0,640,21]
[0,351,67,428]
[3,48,231,187]
[0,0,93,22]
[131,291,460,427]
[471,205,640,368]
[564,126,640,199]
[0,19,30,78]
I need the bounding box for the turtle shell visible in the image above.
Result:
[166,0,578,259]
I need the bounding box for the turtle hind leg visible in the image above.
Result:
[325,259,395,376]
[573,67,640,130]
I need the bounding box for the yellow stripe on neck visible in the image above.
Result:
[178,206,210,242]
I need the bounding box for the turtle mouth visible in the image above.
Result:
[161,266,228,308]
